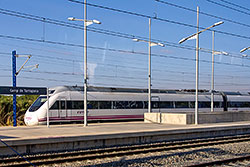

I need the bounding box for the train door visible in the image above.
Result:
[59,98,67,118]
[152,96,160,113]
[50,101,59,118]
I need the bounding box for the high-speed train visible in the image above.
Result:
[24,86,250,126]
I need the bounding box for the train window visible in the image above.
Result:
[186,101,221,108]
[189,102,195,108]
[152,101,159,108]
[29,96,47,112]
[220,102,223,108]
[228,102,250,108]
[113,101,127,109]
[144,101,148,109]
[214,102,221,108]
[140,101,158,109]
[244,102,250,107]
[67,101,72,109]
[175,102,189,108]
[61,101,65,109]
[50,101,59,110]
[128,101,135,109]
[159,101,173,108]
[66,101,99,109]
[199,102,210,108]
[72,101,84,109]
[228,102,237,107]
[228,102,238,107]
[50,101,66,110]
[134,101,144,109]
[98,101,111,109]
[66,101,84,109]
[112,101,143,109]
[88,101,98,109]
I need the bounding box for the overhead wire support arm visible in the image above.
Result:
[23,64,39,71]
[15,54,32,76]
[240,47,250,53]
[179,21,224,44]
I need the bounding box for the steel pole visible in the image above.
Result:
[211,31,215,112]
[12,50,17,127]
[84,0,88,126]
[47,87,50,128]
[148,18,151,113]
[195,6,199,125]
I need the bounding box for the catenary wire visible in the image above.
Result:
[1,42,249,77]
[219,0,250,12]
[155,0,250,29]
[68,0,250,40]
[2,72,248,87]
[1,67,249,86]
[0,7,248,59]
[206,0,250,16]
[0,63,246,81]
[0,36,250,70]
[0,7,199,52]
[0,51,250,86]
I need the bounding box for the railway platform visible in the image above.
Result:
[1,121,250,156]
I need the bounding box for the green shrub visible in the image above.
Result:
[0,95,38,126]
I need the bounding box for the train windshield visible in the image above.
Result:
[29,96,47,112]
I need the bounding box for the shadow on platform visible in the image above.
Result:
[0,135,16,139]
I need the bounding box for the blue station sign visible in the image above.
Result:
[0,86,47,95]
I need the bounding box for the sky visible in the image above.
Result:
[0,0,249,92]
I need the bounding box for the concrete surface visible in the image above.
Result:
[1,121,250,156]
[144,111,250,124]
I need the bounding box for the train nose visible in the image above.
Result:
[24,112,39,126]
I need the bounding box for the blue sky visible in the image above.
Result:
[0,0,249,92]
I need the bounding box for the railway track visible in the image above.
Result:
[186,155,250,167]
[2,134,250,167]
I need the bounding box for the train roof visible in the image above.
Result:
[222,92,250,96]
[48,86,250,96]
[49,85,200,94]
[49,86,214,95]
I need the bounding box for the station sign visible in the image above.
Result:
[0,86,47,95]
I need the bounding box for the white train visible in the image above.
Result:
[24,86,250,126]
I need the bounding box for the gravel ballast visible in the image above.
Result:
[41,140,250,167]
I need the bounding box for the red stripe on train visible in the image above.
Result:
[38,115,144,122]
